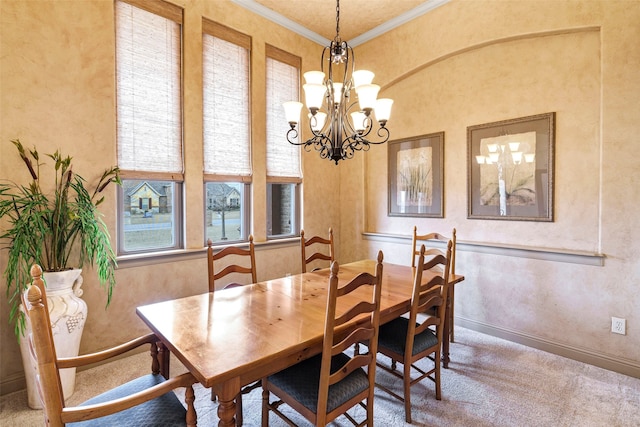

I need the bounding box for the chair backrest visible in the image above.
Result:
[411,226,456,275]
[207,235,257,292]
[408,242,452,352]
[23,264,66,426]
[300,227,334,273]
[317,251,384,423]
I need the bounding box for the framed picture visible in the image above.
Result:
[388,132,444,218]
[467,112,555,221]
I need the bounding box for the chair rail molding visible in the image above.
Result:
[362,232,605,266]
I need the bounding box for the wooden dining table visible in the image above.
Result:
[136,259,464,426]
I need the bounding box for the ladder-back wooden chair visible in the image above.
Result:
[412,226,458,342]
[207,234,257,292]
[262,251,384,426]
[23,264,198,427]
[300,228,335,273]
[376,242,452,423]
[207,235,258,425]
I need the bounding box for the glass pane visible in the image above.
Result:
[206,182,245,243]
[267,183,298,238]
[121,180,179,252]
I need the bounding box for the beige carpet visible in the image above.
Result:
[2,327,638,426]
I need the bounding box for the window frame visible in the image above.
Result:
[117,178,184,255]
[265,45,302,240]
[266,181,301,239]
[114,0,185,256]
[202,20,253,245]
[204,181,251,244]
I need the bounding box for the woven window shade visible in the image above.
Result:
[203,22,251,178]
[266,47,301,180]
[115,0,183,175]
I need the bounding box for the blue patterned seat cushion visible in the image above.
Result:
[67,374,187,427]
[378,317,438,356]
[268,353,369,413]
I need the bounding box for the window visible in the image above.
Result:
[205,182,248,242]
[266,183,299,237]
[115,0,184,254]
[265,45,301,239]
[202,20,251,244]
[120,180,182,251]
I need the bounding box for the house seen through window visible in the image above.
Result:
[205,182,247,242]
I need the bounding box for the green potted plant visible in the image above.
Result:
[0,138,120,407]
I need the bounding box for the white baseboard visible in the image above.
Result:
[457,316,640,378]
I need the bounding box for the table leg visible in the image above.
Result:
[449,284,455,343]
[158,342,170,379]
[213,378,240,427]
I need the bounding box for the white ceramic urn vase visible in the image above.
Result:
[19,269,87,409]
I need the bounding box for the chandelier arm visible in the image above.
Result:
[373,126,391,144]
[342,45,353,91]
[344,136,369,152]
[286,127,302,145]
[316,135,333,160]
[342,102,368,137]
[341,137,358,160]
[308,110,330,137]
[352,126,390,146]
[321,46,331,71]
[303,134,332,158]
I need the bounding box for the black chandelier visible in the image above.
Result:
[283,0,393,165]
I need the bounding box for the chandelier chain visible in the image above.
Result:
[335,0,340,39]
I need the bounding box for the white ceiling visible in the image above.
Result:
[231,0,449,46]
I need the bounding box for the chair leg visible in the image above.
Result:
[211,388,217,401]
[261,379,269,427]
[236,393,243,426]
[403,360,412,423]
[186,384,197,427]
[435,349,442,400]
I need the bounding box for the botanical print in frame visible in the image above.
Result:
[388,132,444,218]
[467,112,555,221]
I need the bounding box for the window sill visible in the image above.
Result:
[116,237,300,269]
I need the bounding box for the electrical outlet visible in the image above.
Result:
[611,317,626,335]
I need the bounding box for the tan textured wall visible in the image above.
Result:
[1,0,638,394]
[348,0,640,373]
[0,0,339,393]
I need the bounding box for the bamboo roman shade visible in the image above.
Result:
[115,0,183,177]
[265,45,302,181]
[203,20,252,180]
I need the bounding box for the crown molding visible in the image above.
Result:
[350,0,449,46]
[231,0,449,47]
[230,0,330,46]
